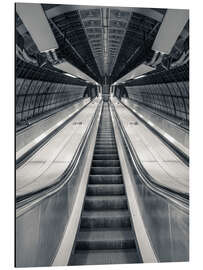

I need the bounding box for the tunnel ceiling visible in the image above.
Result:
[16,5,170,84]
[16,5,189,85]
[46,6,164,84]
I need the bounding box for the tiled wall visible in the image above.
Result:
[16,78,87,124]
[125,81,189,123]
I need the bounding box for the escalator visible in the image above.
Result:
[69,102,141,265]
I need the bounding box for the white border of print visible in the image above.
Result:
[1,0,202,269]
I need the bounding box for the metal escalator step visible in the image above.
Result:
[69,248,139,265]
[94,149,118,154]
[91,167,121,175]
[81,210,130,228]
[87,184,125,196]
[89,175,123,184]
[84,195,127,210]
[97,136,114,138]
[97,131,113,133]
[96,140,116,144]
[95,142,116,146]
[69,103,140,266]
[94,145,117,150]
[76,228,135,250]
[92,160,120,167]
[96,135,115,137]
[93,154,119,160]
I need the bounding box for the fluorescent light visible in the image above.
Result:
[54,62,97,84]
[65,73,77,78]
[115,64,155,84]
[134,75,146,80]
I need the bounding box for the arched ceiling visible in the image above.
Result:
[16,4,189,86]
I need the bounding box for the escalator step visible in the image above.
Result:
[89,175,123,184]
[81,210,131,228]
[84,195,127,210]
[91,167,121,175]
[69,248,138,265]
[95,142,116,147]
[92,160,120,167]
[87,184,125,196]
[76,228,135,250]
[93,154,119,160]
[69,103,139,266]
[94,145,117,150]
[94,150,118,154]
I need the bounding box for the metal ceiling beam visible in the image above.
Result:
[49,17,98,79]
[79,8,104,77]
[45,5,164,22]
[102,8,109,75]
[109,11,132,76]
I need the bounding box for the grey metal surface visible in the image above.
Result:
[69,102,141,265]
[121,98,189,153]
[16,98,100,198]
[152,9,189,54]
[16,98,90,152]
[15,100,102,267]
[111,101,189,262]
[112,97,189,194]
[16,3,58,52]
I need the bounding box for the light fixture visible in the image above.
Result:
[54,61,97,84]
[134,75,146,80]
[16,3,58,53]
[115,64,155,84]
[65,73,77,78]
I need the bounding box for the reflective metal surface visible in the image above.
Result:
[16,103,101,267]
[112,97,189,194]
[132,176,189,262]
[112,102,189,262]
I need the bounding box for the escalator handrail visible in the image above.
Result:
[111,102,189,210]
[16,100,102,215]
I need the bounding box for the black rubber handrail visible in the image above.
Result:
[16,100,102,209]
[119,100,189,167]
[111,102,189,208]
[16,98,94,169]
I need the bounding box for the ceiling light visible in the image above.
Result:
[16,3,58,52]
[65,73,77,78]
[134,75,146,80]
